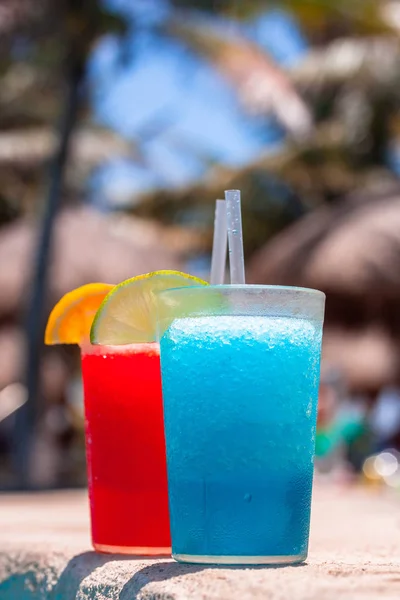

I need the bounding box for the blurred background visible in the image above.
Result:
[1,0,400,491]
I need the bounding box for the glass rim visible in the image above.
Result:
[156,283,325,300]
[80,342,160,354]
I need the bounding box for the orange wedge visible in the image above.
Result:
[45,283,114,345]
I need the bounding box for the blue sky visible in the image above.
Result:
[88,1,308,208]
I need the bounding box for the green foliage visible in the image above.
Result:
[172,0,389,28]
[0,0,128,227]
[1,0,400,251]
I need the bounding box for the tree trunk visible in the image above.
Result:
[13,52,84,489]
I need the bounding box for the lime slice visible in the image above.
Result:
[90,270,209,345]
[156,285,229,334]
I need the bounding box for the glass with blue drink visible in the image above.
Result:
[156,285,325,565]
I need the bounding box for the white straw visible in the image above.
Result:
[210,199,228,285]
[225,189,245,284]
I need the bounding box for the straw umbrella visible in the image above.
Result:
[0,205,185,408]
[247,184,400,393]
[0,206,201,388]
[0,205,183,321]
[248,183,400,294]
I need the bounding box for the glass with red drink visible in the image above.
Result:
[81,342,170,554]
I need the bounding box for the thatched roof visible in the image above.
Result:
[0,206,186,399]
[0,206,183,319]
[247,184,400,392]
[247,183,400,297]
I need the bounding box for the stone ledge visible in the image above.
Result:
[0,485,399,600]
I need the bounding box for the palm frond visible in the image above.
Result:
[290,37,400,91]
[168,17,312,139]
[0,126,134,169]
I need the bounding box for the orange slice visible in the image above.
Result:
[45,283,114,345]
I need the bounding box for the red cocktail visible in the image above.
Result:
[81,342,170,554]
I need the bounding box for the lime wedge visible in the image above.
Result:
[90,270,209,345]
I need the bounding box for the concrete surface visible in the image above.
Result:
[0,484,399,600]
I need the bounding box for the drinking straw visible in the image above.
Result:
[210,199,228,285]
[225,189,246,284]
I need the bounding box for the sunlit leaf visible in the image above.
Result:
[167,17,312,139]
